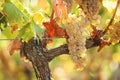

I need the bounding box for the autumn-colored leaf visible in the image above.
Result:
[43,11,67,44]
[44,20,67,37]
[52,0,67,21]
[8,38,22,55]
[43,22,55,38]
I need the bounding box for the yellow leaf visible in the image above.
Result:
[33,12,44,25]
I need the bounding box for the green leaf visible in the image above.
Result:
[18,23,34,41]
[2,27,17,38]
[3,2,28,24]
[32,21,44,35]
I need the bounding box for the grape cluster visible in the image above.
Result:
[63,0,73,13]
[109,22,120,44]
[64,14,89,69]
[74,0,100,22]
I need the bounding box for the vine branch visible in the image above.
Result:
[21,37,101,80]
[103,0,120,35]
[19,1,120,80]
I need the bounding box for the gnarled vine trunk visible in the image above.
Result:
[21,37,101,80]
[22,38,51,80]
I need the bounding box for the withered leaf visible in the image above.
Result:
[8,38,22,55]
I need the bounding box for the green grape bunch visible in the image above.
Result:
[74,0,100,22]
[64,14,89,69]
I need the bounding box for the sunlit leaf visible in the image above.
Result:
[18,23,34,41]
[2,27,17,38]
[32,21,44,35]
[33,12,44,25]
[3,2,28,24]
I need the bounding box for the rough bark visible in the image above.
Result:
[22,38,51,80]
[22,37,101,80]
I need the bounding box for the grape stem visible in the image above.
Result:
[103,0,120,35]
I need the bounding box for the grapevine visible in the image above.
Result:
[0,0,120,80]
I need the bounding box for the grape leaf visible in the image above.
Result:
[18,23,34,41]
[43,19,67,38]
[33,12,44,25]
[32,21,44,36]
[8,38,22,55]
[3,2,28,24]
[32,21,44,35]
[43,13,67,43]
[2,27,17,38]
[43,22,55,38]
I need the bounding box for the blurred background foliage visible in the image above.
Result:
[0,0,120,80]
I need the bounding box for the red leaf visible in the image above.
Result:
[43,12,68,44]
[43,22,55,38]
[50,19,67,37]
[8,38,22,55]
